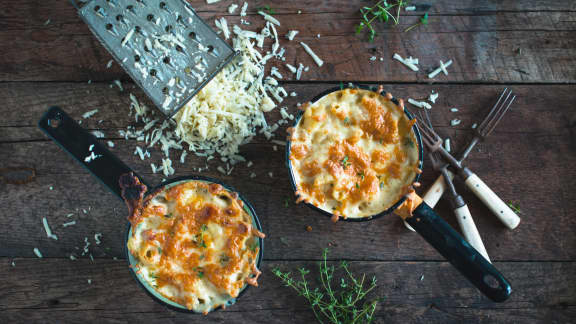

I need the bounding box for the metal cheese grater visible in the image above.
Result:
[70,0,238,117]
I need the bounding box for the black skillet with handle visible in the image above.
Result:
[286,86,512,302]
[38,106,264,313]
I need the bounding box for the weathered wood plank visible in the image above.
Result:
[1,82,575,261]
[1,259,574,323]
[1,0,575,82]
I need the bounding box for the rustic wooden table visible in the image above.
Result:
[1,0,575,322]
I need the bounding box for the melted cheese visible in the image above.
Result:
[289,89,420,219]
[127,180,263,313]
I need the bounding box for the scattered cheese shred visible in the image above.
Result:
[62,221,76,227]
[286,30,299,41]
[300,42,324,67]
[42,217,58,240]
[451,119,462,126]
[429,60,453,79]
[429,92,439,103]
[393,53,419,71]
[259,11,280,26]
[228,3,238,13]
[240,2,248,16]
[33,248,43,258]
[445,138,451,152]
[82,109,99,119]
[408,98,432,109]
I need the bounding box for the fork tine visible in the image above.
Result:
[478,88,509,131]
[484,94,515,136]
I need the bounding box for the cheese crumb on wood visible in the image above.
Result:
[408,98,432,109]
[82,109,99,119]
[43,217,58,240]
[429,92,439,103]
[259,11,280,26]
[428,60,453,79]
[286,30,299,41]
[228,3,238,13]
[33,248,43,258]
[300,42,324,67]
[393,53,419,71]
[451,119,462,126]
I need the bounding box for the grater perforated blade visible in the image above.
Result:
[70,0,238,118]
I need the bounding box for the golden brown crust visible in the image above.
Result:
[394,192,423,220]
[127,180,264,312]
[289,89,420,219]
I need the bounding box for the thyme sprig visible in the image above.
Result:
[355,0,408,42]
[272,249,382,324]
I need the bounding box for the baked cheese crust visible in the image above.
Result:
[127,180,264,313]
[289,88,420,219]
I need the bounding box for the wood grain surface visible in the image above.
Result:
[1,0,575,322]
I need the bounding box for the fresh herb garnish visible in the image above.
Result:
[257,5,276,15]
[272,249,382,324]
[343,117,350,125]
[196,225,208,248]
[341,156,350,168]
[508,201,522,214]
[357,171,365,180]
[404,12,429,32]
[403,137,414,147]
[164,213,172,218]
[157,247,162,254]
[284,197,290,208]
[220,254,230,265]
[355,0,408,42]
[339,81,345,90]
[249,240,259,252]
[197,271,204,279]
[355,183,360,189]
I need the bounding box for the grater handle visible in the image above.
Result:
[38,106,150,200]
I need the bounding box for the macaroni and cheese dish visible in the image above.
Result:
[289,88,420,220]
[126,180,264,313]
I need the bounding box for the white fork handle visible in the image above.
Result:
[404,171,456,232]
[422,171,455,208]
[465,173,521,230]
[454,205,491,262]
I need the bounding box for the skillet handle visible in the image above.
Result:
[38,106,149,200]
[405,202,512,302]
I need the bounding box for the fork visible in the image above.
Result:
[422,89,516,208]
[416,98,521,230]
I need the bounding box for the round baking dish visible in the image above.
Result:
[286,85,424,222]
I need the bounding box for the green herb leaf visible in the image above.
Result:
[343,117,350,124]
[284,197,290,208]
[507,201,522,214]
[341,156,349,168]
[356,183,360,189]
[197,271,204,278]
[420,12,429,25]
[249,240,259,252]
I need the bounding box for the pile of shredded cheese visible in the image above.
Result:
[80,3,321,178]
